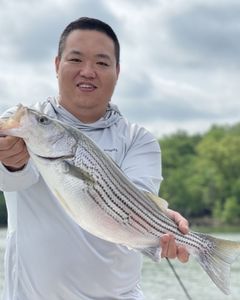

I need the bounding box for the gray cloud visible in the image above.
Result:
[117,72,155,101]
[167,3,240,69]
[117,92,224,124]
[0,0,121,63]
[119,0,158,8]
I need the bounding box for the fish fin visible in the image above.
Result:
[191,232,240,295]
[140,246,162,262]
[145,192,169,212]
[63,160,95,184]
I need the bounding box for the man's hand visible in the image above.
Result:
[160,209,189,263]
[0,136,29,171]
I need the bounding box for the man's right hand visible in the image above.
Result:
[0,136,29,171]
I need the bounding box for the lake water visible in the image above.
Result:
[0,229,239,300]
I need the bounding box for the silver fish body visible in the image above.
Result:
[1,105,240,295]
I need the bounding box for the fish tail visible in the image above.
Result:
[191,233,240,295]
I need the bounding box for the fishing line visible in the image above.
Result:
[166,258,192,300]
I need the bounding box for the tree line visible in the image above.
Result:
[159,122,240,226]
[1,122,240,226]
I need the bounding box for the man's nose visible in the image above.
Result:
[80,63,96,79]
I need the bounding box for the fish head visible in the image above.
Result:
[0,104,77,159]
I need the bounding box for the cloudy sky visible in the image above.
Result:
[0,0,240,137]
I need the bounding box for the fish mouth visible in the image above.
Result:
[0,105,26,131]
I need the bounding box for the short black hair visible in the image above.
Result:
[58,17,120,65]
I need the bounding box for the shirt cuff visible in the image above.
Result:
[0,160,39,191]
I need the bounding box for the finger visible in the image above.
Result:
[165,234,177,259]
[160,234,177,259]
[177,245,190,263]
[167,209,189,234]
[2,151,29,168]
[0,140,29,168]
[12,152,29,167]
[10,138,27,152]
[0,136,20,151]
[0,138,27,161]
[178,218,189,235]
[160,234,170,258]
[2,153,29,171]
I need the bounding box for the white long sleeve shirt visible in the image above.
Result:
[0,98,162,300]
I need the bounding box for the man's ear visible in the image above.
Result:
[55,56,60,74]
[116,64,120,79]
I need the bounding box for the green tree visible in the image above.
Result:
[221,196,240,224]
[159,131,202,217]
[159,123,240,225]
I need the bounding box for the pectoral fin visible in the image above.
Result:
[63,160,95,184]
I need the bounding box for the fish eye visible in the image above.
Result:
[37,116,50,125]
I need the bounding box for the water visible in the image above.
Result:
[0,229,239,300]
[141,233,240,300]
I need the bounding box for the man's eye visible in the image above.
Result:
[97,62,109,67]
[69,58,81,62]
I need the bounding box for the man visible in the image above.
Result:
[0,17,189,300]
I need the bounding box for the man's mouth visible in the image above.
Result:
[76,83,97,92]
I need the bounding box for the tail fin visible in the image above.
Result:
[191,233,240,295]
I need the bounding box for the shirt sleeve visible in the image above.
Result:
[0,160,40,192]
[0,105,47,192]
[120,125,162,195]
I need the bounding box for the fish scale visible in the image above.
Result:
[1,104,240,295]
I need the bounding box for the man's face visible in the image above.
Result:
[55,29,120,123]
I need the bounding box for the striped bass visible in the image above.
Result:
[1,104,240,295]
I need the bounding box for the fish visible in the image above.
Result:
[0,104,240,295]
